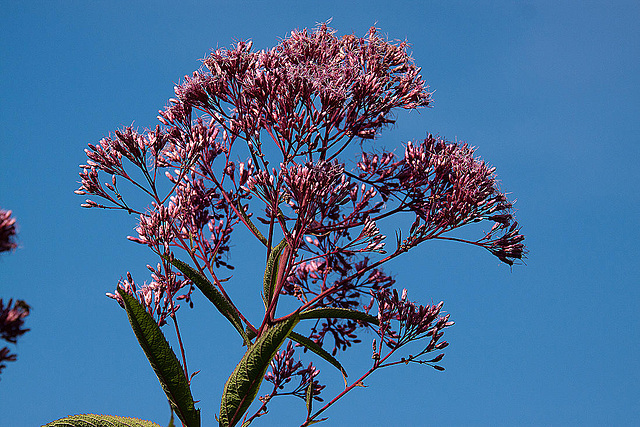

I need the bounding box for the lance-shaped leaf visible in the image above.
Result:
[289,331,347,378]
[305,379,314,417]
[118,289,200,427]
[237,201,268,246]
[44,414,163,427]
[169,257,250,345]
[299,307,379,325]
[263,239,288,308]
[167,407,176,427]
[219,315,299,427]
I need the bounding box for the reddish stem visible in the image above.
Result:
[170,310,189,381]
[301,349,396,426]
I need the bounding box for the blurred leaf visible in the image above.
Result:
[289,331,347,378]
[118,289,200,427]
[263,239,287,308]
[44,414,163,426]
[219,315,299,427]
[299,307,379,325]
[169,257,250,346]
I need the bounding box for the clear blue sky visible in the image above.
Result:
[2,1,639,425]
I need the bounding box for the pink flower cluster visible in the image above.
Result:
[106,269,189,326]
[358,134,524,263]
[264,341,324,401]
[1,209,30,379]
[374,288,452,362]
[0,299,30,377]
[0,209,17,253]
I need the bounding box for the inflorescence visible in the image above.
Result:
[76,24,525,419]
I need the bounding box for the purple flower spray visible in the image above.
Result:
[69,24,524,427]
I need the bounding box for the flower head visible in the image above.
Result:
[0,209,17,253]
[373,288,452,368]
[265,340,324,401]
[0,298,31,379]
[0,299,30,344]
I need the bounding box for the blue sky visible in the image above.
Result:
[1,1,639,425]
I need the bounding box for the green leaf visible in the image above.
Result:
[263,239,288,308]
[118,289,200,427]
[169,257,250,346]
[305,378,314,417]
[44,414,163,427]
[237,201,267,246]
[289,331,347,378]
[219,315,300,427]
[245,326,257,341]
[299,307,379,325]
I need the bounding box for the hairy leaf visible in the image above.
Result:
[219,315,299,427]
[118,289,200,427]
[263,239,288,308]
[289,331,347,378]
[299,307,379,325]
[169,257,250,345]
[44,414,163,427]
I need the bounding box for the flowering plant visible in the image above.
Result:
[0,209,31,380]
[54,24,523,427]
